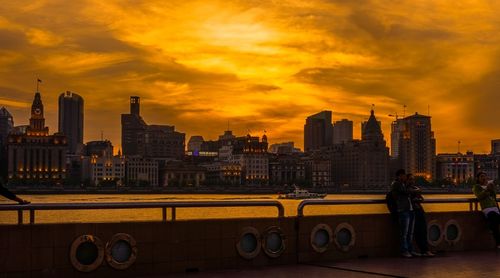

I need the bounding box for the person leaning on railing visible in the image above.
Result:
[472,171,500,249]
[0,178,30,205]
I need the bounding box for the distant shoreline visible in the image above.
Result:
[10,187,473,195]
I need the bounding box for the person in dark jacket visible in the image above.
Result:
[390,169,415,258]
[0,179,30,204]
[407,174,434,257]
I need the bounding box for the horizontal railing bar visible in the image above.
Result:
[0,200,284,212]
[297,198,494,217]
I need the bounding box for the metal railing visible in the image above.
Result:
[297,198,485,217]
[0,200,285,224]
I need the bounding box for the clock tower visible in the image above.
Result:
[27,92,49,136]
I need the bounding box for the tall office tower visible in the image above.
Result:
[492,139,500,154]
[333,119,353,144]
[121,96,185,159]
[58,91,84,154]
[390,119,405,158]
[0,107,14,146]
[304,111,333,152]
[397,113,436,180]
[331,109,389,189]
[8,91,68,184]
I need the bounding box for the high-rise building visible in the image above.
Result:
[121,96,185,159]
[390,119,405,158]
[7,91,68,185]
[333,119,353,145]
[304,111,333,152]
[58,91,84,154]
[330,109,389,189]
[0,107,14,146]
[492,139,500,154]
[396,113,436,180]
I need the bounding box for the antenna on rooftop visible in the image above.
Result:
[101,130,104,141]
[403,104,407,118]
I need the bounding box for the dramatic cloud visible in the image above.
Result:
[0,0,499,153]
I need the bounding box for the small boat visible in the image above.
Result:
[278,187,327,199]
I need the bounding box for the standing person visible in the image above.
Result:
[472,171,500,249]
[407,174,435,257]
[391,169,415,258]
[0,179,30,204]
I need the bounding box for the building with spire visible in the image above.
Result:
[58,91,84,154]
[329,109,389,189]
[7,90,68,186]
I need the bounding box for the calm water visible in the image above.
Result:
[0,194,475,224]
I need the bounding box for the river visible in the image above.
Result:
[0,194,476,224]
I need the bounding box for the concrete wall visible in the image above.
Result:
[0,211,495,277]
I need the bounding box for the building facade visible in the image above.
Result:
[333,119,353,145]
[269,154,305,186]
[125,156,159,186]
[330,109,389,189]
[304,111,333,152]
[492,139,500,154]
[58,91,84,154]
[0,107,14,146]
[7,92,68,185]
[230,134,269,185]
[163,161,206,187]
[394,113,436,180]
[474,154,499,181]
[121,96,185,159]
[203,162,242,186]
[88,155,125,186]
[436,152,475,185]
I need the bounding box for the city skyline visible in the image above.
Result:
[1,1,500,153]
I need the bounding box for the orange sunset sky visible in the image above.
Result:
[0,0,499,153]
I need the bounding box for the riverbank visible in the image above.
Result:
[9,186,473,195]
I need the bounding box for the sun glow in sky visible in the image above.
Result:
[0,0,499,153]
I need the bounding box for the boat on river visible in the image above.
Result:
[278,187,327,199]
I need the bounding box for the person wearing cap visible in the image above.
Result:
[391,169,417,258]
[472,171,500,249]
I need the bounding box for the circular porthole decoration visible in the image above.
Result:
[236,227,261,259]
[427,220,444,247]
[70,235,104,272]
[310,224,333,253]
[334,223,356,252]
[105,233,138,270]
[444,220,461,245]
[262,226,286,258]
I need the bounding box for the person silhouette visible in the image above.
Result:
[0,179,30,204]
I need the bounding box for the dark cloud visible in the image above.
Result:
[248,84,281,92]
[0,29,28,50]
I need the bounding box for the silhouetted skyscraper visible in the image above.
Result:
[0,107,13,146]
[492,139,500,154]
[58,91,84,154]
[395,113,436,180]
[304,111,333,152]
[121,96,185,159]
[333,119,353,144]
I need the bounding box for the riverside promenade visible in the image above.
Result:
[0,198,499,277]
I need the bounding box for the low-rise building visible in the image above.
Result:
[163,161,206,187]
[436,152,475,185]
[203,162,242,186]
[125,156,159,186]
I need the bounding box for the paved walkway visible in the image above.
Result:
[166,251,500,278]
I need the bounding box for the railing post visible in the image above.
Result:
[29,209,35,224]
[17,210,23,225]
[162,207,167,222]
[171,207,176,221]
[469,201,473,212]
